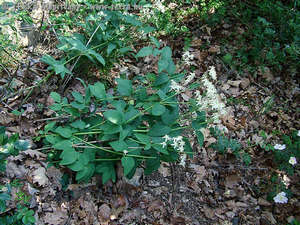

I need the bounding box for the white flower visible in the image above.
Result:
[289,156,297,166]
[161,141,167,148]
[123,150,128,155]
[298,130,300,137]
[209,66,217,80]
[163,135,171,142]
[274,144,286,150]
[182,51,194,65]
[173,136,183,143]
[170,80,185,94]
[184,72,196,85]
[154,0,166,13]
[179,154,187,167]
[273,192,288,204]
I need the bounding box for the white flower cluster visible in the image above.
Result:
[154,0,166,13]
[182,51,194,66]
[184,72,196,86]
[195,66,227,122]
[274,144,286,150]
[169,80,185,94]
[161,135,187,167]
[273,192,288,204]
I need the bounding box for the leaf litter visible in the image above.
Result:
[0,9,299,225]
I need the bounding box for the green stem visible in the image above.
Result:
[73,136,121,155]
[172,126,190,131]
[74,131,102,135]
[93,158,121,162]
[132,129,149,133]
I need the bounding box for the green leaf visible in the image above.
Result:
[0,193,11,201]
[100,122,121,134]
[75,164,95,182]
[158,57,168,73]
[144,157,160,175]
[11,109,23,116]
[107,43,116,55]
[55,126,73,138]
[136,46,153,58]
[88,49,105,65]
[96,162,116,184]
[70,120,86,129]
[134,133,151,145]
[52,140,73,150]
[14,139,30,151]
[223,53,232,64]
[121,156,135,176]
[71,91,84,103]
[161,107,179,125]
[196,130,204,147]
[41,55,72,79]
[68,153,89,171]
[60,148,78,165]
[152,103,166,116]
[154,73,169,86]
[148,123,171,137]
[89,82,106,99]
[50,92,61,102]
[103,110,124,125]
[109,140,128,152]
[70,101,86,110]
[138,26,156,34]
[50,103,62,111]
[116,78,132,96]
[150,36,160,48]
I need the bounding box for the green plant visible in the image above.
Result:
[209,127,251,165]
[0,181,35,225]
[43,5,154,80]
[39,44,207,184]
[259,130,299,175]
[273,131,300,175]
[219,0,300,75]
[0,127,31,172]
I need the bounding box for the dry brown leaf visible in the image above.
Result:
[190,38,202,47]
[43,208,68,225]
[240,78,250,89]
[98,204,111,223]
[258,198,272,206]
[262,211,277,224]
[259,67,274,81]
[22,149,47,160]
[208,45,221,54]
[32,167,48,186]
[158,163,170,178]
[190,164,206,182]
[6,160,27,178]
[225,174,240,188]
[46,166,63,190]
[227,80,241,87]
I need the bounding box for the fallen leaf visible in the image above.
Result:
[208,45,221,54]
[240,78,250,89]
[225,175,240,188]
[22,149,47,160]
[32,167,48,186]
[98,204,111,223]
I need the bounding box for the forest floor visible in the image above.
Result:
[0,2,299,225]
